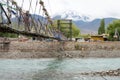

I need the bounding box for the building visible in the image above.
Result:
[90,35,107,41]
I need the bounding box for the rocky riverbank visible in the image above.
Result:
[0,41,120,58]
[80,68,120,76]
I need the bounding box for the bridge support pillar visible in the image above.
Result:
[57,19,72,41]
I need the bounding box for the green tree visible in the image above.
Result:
[107,20,120,41]
[51,20,80,38]
[0,32,18,38]
[98,19,105,35]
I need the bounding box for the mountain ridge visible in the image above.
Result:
[52,11,119,34]
[52,10,93,22]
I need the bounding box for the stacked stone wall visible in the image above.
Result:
[0,41,120,58]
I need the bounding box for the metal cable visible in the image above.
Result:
[34,0,38,15]
[21,0,24,9]
[47,0,52,16]
[58,43,108,80]
[28,0,32,12]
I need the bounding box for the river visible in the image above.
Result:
[0,58,120,80]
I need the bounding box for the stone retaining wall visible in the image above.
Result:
[0,41,120,58]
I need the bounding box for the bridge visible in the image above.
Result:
[0,0,67,40]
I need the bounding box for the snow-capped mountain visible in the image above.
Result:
[52,10,93,22]
[52,10,118,34]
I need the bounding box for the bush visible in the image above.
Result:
[75,43,81,50]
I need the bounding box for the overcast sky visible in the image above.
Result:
[14,0,120,19]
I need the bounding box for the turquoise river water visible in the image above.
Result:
[0,58,120,80]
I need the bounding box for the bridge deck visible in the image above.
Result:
[0,24,57,39]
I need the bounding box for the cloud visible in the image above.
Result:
[15,0,120,19]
